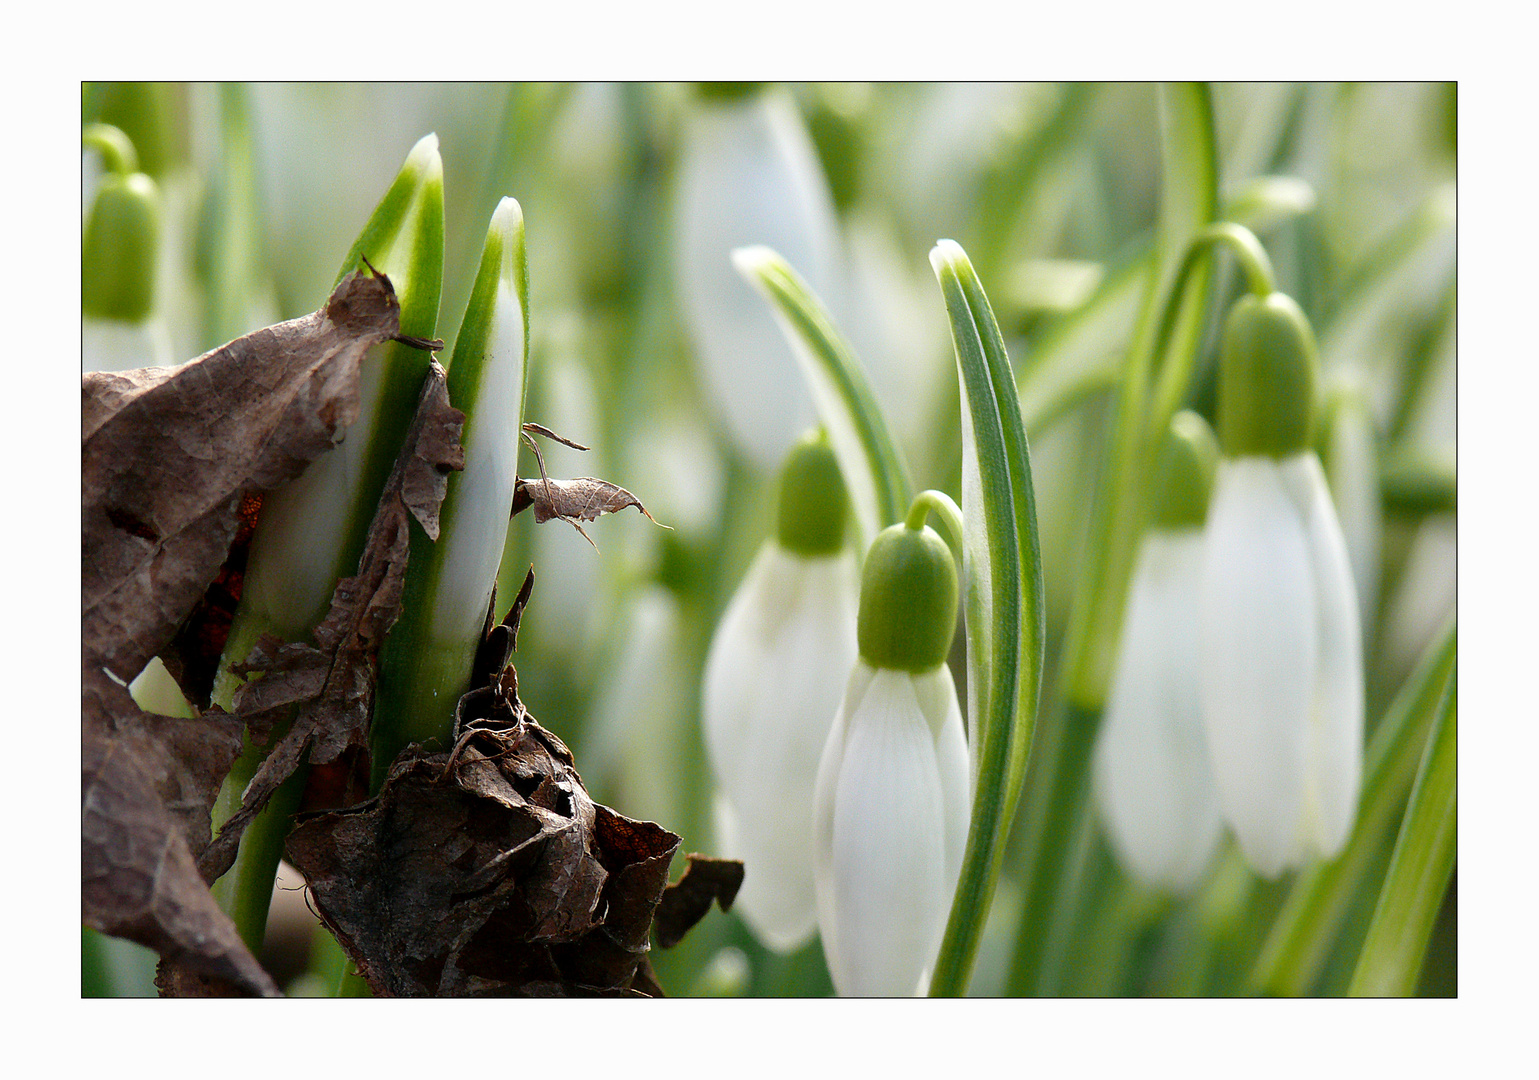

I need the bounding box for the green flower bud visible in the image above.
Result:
[857,523,958,672]
[1152,410,1220,529]
[777,430,849,556]
[1217,292,1319,459]
[82,170,160,322]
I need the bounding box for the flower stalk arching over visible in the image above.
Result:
[702,433,859,951]
[1200,292,1365,878]
[813,514,971,996]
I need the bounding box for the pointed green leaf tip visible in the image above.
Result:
[1218,292,1319,459]
[858,523,958,673]
[777,430,849,556]
[1152,410,1219,529]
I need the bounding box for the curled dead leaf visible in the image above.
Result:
[82,268,431,688]
[81,669,279,997]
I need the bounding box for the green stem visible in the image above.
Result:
[1248,620,1456,995]
[906,489,964,554]
[927,241,1044,997]
[1012,84,1218,996]
[1348,668,1457,996]
[82,122,139,176]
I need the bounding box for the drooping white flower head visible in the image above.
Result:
[1200,292,1364,878]
[1095,412,1223,893]
[702,432,858,951]
[673,85,845,468]
[812,519,971,995]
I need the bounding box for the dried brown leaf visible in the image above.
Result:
[82,269,423,687]
[286,728,682,996]
[81,669,279,997]
[283,577,715,996]
[196,362,464,884]
[511,475,664,546]
[653,855,746,949]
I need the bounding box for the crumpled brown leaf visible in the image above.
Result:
[654,855,746,949]
[195,361,464,885]
[285,576,736,996]
[82,670,279,997]
[286,729,682,996]
[82,268,425,687]
[512,476,661,546]
[81,269,445,997]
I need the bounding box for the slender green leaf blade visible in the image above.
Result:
[1349,666,1457,996]
[927,240,1042,996]
[733,245,911,542]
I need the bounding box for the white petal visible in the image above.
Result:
[1282,454,1365,858]
[912,664,973,907]
[702,542,859,951]
[814,666,957,996]
[673,89,844,467]
[1201,458,1317,877]
[1095,530,1221,892]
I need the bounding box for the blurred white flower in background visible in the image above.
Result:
[1095,412,1223,893]
[674,85,845,468]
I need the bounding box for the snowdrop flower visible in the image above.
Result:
[702,432,858,951]
[1094,411,1223,893]
[1201,292,1364,878]
[814,515,970,995]
[674,84,845,468]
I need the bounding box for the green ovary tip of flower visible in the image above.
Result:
[1152,410,1219,530]
[777,429,849,557]
[1218,292,1319,459]
[82,171,160,323]
[856,522,958,675]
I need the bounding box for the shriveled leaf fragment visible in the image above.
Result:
[286,729,680,996]
[512,476,663,546]
[654,855,746,949]
[82,268,431,688]
[195,363,464,884]
[285,576,708,996]
[81,669,278,997]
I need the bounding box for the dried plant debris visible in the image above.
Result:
[653,855,746,949]
[512,476,662,547]
[196,362,464,885]
[82,671,279,997]
[285,576,737,996]
[81,270,447,996]
[83,267,438,688]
